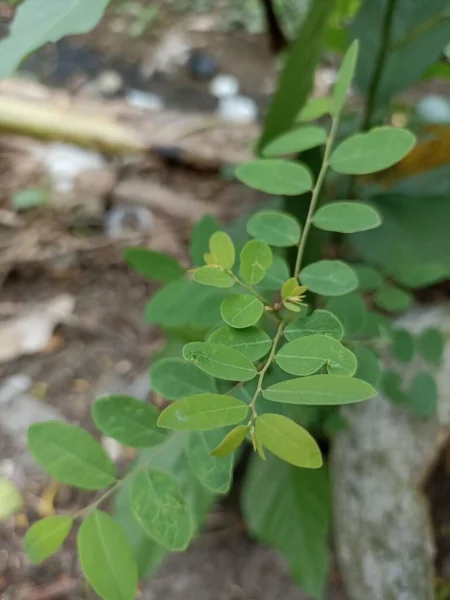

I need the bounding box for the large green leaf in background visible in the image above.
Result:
[243,454,330,600]
[0,0,109,78]
[351,0,450,107]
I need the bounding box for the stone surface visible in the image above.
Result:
[332,305,450,600]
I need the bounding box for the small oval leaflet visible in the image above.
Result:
[92,395,164,448]
[276,334,357,377]
[190,214,220,266]
[220,294,264,329]
[124,248,184,283]
[240,239,273,285]
[298,96,330,121]
[262,126,327,157]
[187,430,234,493]
[208,326,272,361]
[330,126,416,174]
[78,510,138,600]
[259,256,290,290]
[332,40,359,115]
[392,329,414,363]
[374,283,413,313]
[408,372,437,418]
[416,327,444,365]
[312,201,381,233]
[193,266,235,288]
[130,469,192,551]
[0,478,22,520]
[157,393,249,431]
[300,260,358,296]
[151,357,217,400]
[236,159,313,196]
[25,516,73,563]
[209,231,235,270]
[183,342,257,381]
[255,414,323,468]
[353,264,383,291]
[247,210,301,247]
[263,374,376,405]
[284,309,344,341]
[211,425,249,457]
[28,421,116,491]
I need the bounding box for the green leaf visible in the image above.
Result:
[208,326,271,361]
[262,126,327,157]
[183,342,257,381]
[130,469,192,551]
[124,249,184,283]
[276,335,357,377]
[408,373,437,418]
[190,215,220,266]
[243,455,330,600]
[186,430,234,493]
[193,266,235,288]
[417,328,444,365]
[285,309,344,342]
[281,278,302,300]
[326,292,367,337]
[255,414,322,468]
[360,310,393,340]
[352,345,381,387]
[0,0,109,78]
[353,264,383,291]
[158,394,249,431]
[312,201,381,233]
[12,188,49,211]
[247,210,301,247]
[236,160,313,196]
[211,425,249,457]
[240,239,273,285]
[374,283,413,313]
[330,127,415,174]
[0,478,22,520]
[220,294,264,329]
[28,422,116,490]
[259,256,291,290]
[300,260,358,296]
[25,516,73,563]
[298,97,331,122]
[382,370,406,404]
[263,374,376,405]
[392,329,414,363]
[78,510,137,600]
[332,40,359,115]
[92,395,164,448]
[209,231,235,270]
[151,358,216,400]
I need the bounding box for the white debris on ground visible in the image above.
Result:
[125,89,164,111]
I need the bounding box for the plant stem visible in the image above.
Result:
[231,273,272,306]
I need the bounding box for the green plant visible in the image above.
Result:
[22,41,422,599]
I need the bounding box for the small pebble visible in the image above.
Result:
[218,95,258,124]
[102,437,123,462]
[187,50,218,80]
[96,70,123,97]
[417,95,450,123]
[209,74,239,98]
[125,89,164,111]
[105,205,153,237]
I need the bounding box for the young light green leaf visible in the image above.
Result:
[92,395,164,448]
[374,283,413,313]
[251,429,266,460]
[240,239,273,285]
[285,309,344,342]
[187,430,234,493]
[157,394,249,431]
[211,425,249,457]
[208,326,272,361]
[255,414,322,468]
[28,422,116,490]
[12,188,49,211]
[262,126,327,157]
[78,510,138,600]
[276,334,357,377]
[124,249,184,283]
[298,96,331,121]
[190,215,220,266]
[312,201,381,233]
[209,231,235,270]
[220,295,264,329]
[131,469,192,551]
[236,159,313,196]
[300,260,358,296]
[408,373,437,418]
[332,40,359,115]
[193,266,235,288]
[353,264,383,291]
[417,328,444,365]
[25,516,73,563]
[392,329,414,363]
[330,126,415,174]
[281,278,301,300]
[247,210,301,247]
[151,358,217,400]
[283,300,302,312]
[183,342,257,381]
[326,292,367,337]
[259,256,291,290]
[352,345,381,387]
[382,371,406,404]
[263,374,376,405]
[0,478,22,520]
